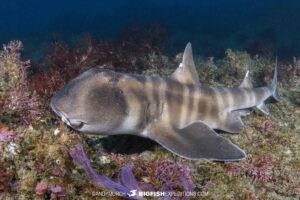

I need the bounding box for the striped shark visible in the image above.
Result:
[50,43,280,161]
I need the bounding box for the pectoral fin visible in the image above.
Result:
[147,121,246,161]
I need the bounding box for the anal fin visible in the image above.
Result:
[147,121,246,161]
[219,111,245,134]
[256,102,269,115]
[237,109,251,116]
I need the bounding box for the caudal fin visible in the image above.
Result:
[270,57,281,102]
[256,58,281,114]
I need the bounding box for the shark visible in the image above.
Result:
[50,43,281,161]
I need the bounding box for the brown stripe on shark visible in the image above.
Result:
[206,87,220,127]
[151,77,163,123]
[157,78,170,124]
[225,87,270,110]
[238,88,250,108]
[164,79,185,126]
[213,88,245,133]
[210,88,226,128]
[144,77,154,101]
[223,88,235,110]
[216,88,251,112]
[243,88,257,109]
[139,77,170,137]
[137,76,167,131]
[142,76,156,128]
[179,85,190,128]
[186,85,199,125]
[117,74,146,133]
[130,73,147,83]
[197,96,208,120]
[197,87,219,123]
[228,88,249,110]
[252,87,272,105]
[86,85,128,132]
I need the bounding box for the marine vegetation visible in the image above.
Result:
[0,26,299,199]
[0,41,42,125]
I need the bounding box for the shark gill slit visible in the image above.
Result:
[134,78,148,133]
[152,77,161,122]
[144,76,158,126]
[158,78,169,124]
[118,75,142,133]
[134,88,148,130]
[133,76,151,131]
[145,76,154,120]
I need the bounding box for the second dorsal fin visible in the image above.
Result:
[239,71,253,88]
[171,43,200,85]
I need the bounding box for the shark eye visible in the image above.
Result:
[69,119,85,129]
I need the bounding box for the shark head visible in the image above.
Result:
[50,68,128,134]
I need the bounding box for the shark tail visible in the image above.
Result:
[256,58,281,115]
[270,57,281,102]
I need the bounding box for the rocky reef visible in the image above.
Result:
[0,26,299,199]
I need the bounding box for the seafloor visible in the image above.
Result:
[0,27,299,200]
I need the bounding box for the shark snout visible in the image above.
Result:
[50,101,69,124]
[50,101,85,130]
[50,101,61,117]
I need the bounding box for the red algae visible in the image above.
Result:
[226,156,273,183]
[35,182,48,195]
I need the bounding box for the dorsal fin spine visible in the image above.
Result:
[239,70,253,88]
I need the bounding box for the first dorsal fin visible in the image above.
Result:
[239,71,253,88]
[171,43,200,85]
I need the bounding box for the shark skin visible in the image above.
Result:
[50,43,281,161]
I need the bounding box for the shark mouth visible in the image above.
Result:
[50,103,85,130]
[67,119,85,130]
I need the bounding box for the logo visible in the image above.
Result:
[128,190,137,197]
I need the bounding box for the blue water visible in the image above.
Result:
[0,0,300,59]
